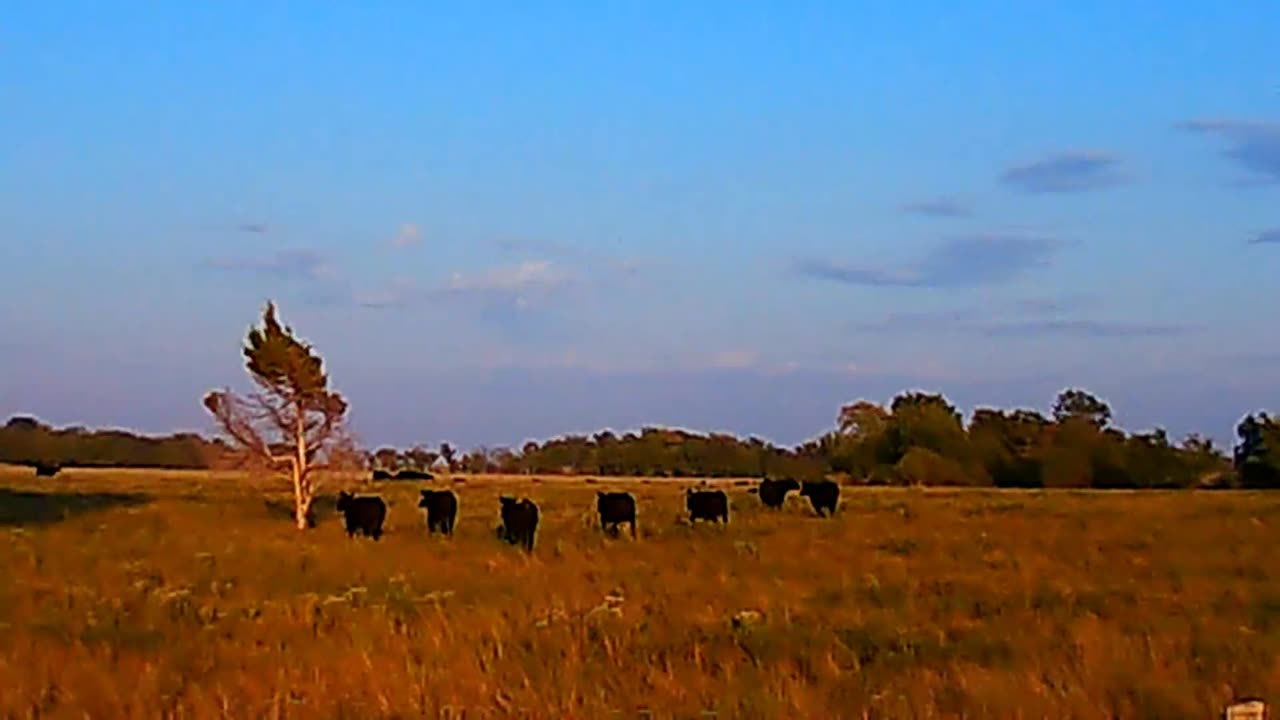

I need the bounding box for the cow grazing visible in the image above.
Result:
[800,479,839,517]
[755,477,800,509]
[33,462,60,478]
[418,489,458,536]
[497,496,539,552]
[335,491,387,539]
[397,469,435,481]
[596,491,637,538]
[686,488,729,524]
[371,469,394,482]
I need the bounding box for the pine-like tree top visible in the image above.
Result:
[242,301,330,400]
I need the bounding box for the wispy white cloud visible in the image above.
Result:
[202,249,334,281]
[444,260,572,295]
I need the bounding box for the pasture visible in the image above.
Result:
[1,467,1278,718]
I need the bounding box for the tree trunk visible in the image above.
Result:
[295,483,313,529]
[293,402,312,530]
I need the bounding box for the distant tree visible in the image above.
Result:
[403,445,439,472]
[488,446,518,474]
[202,301,358,530]
[885,391,969,464]
[968,408,1046,488]
[1052,388,1112,429]
[1235,412,1280,489]
[828,400,894,478]
[461,446,491,473]
[439,442,458,472]
[837,400,890,438]
[5,416,44,431]
[373,446,402,471]
[895,446,975,487]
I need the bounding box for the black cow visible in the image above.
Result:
[800,479,839,517]
[596,491,637,538]
[497,496,539,552]
[397,469,435,481]
[33,462,60,478]
[335,491,387,539]
[418,489,458,536]
[753,477,800,509]
[371,469,394,482]
[686,488,729,524]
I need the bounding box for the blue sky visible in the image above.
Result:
[1,2,1277,450]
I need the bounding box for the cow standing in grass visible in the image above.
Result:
[33,462,60,478]
[686,488,729,524]
[498,496,539,552]
[336,491,387,539]
[418,489,458,536]
[800,479,839,517]
[596,491,637,539]
[751,477,799,509]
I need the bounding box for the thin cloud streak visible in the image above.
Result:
[1179,119,1280,183]
[854,306,1189,340]
[980,319,1188,339]
[1000,150,1128,193]
[1248,229,1280,245]
[202,249,333,281]
[796,234,1060,289]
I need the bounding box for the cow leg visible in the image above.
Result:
[629,519,637,539]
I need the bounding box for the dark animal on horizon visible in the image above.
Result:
[800,479,839,517]
[497,496,539,552]
[752,477,800,509]
[596,491,637,538]
[685,488,729,524]
[397,469,435,481]
[33,462,61,478]
[418,489,458,536]
[371,469,394,482]
[336,491,387,539]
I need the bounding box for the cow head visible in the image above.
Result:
[336,490,354,511]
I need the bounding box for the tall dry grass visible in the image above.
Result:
[1,467,1277,718]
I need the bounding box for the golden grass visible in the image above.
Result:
[1,466,1278,718]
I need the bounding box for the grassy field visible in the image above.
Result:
[1,467,1277,719]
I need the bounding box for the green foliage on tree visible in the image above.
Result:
[203,301,357,529]
[1052,388,1113,429]
[1235,413,1280,488]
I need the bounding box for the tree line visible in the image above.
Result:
[365,389,1275,490]
[6,390,1277,491]
[0,415,225,469]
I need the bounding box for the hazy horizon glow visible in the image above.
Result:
[2,3,1277,450]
